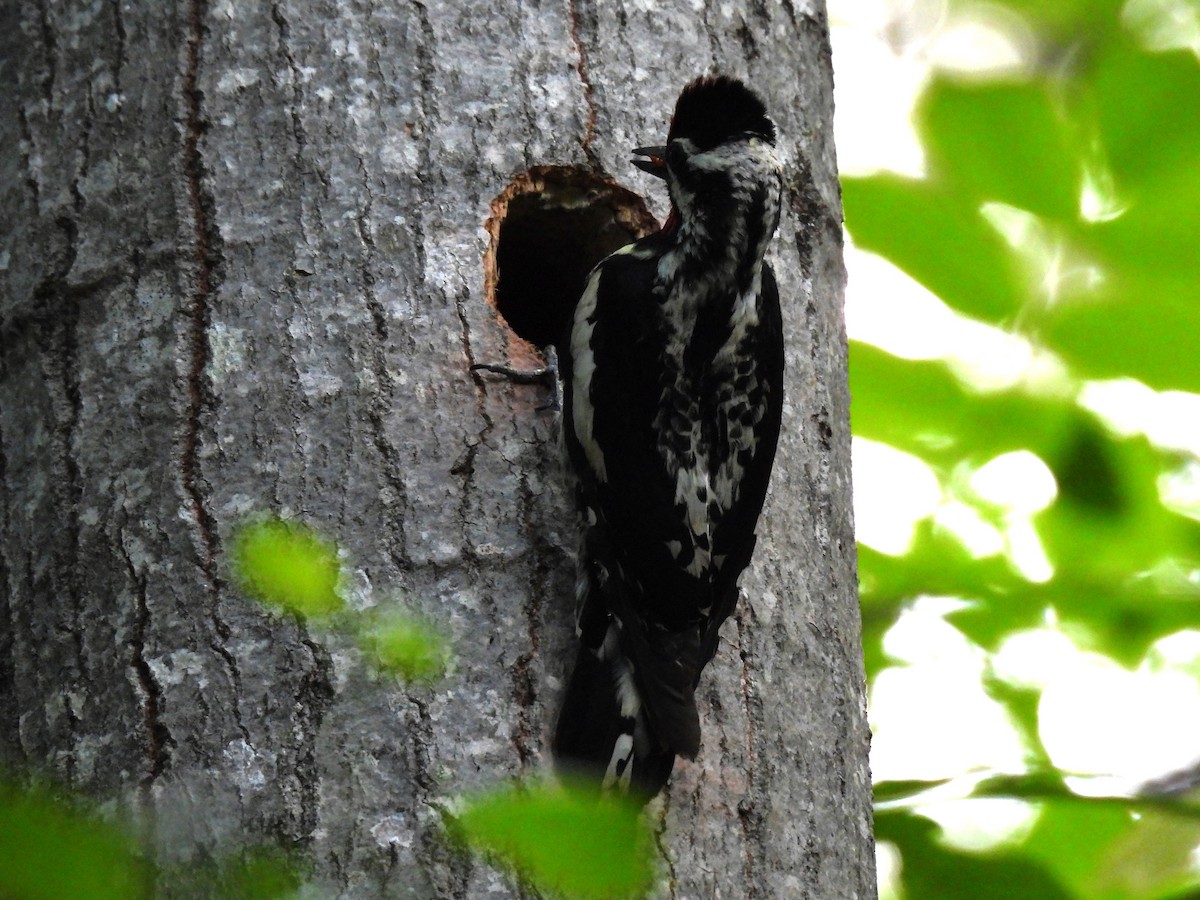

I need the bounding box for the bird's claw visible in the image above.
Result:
[470,346,562,412]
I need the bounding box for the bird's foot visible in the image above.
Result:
[470,345,561,412]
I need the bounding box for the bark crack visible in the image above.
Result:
[34,0,57,105]
[513,45,537,170]
[109,0,126,94]
[16,104,41,209]
[565,0,600,167]
[356,164,412,570]
[405,693,437,796]
[270,0,317,249]
[270,1,308,155]
[0,416,14,760]
[57,294,85,783]
[454,279,498,565]
[120,528,172,791]
[70,81,96,215]
[409,1,439,122]
[27,202,84,776]
[510,472,543,770]
[699,0,721,68]
[181,0,219,576]
[181,0,246,746]
[653,792,678,898]
[296,636,335,840]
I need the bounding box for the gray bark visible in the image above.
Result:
[0,0,874,896]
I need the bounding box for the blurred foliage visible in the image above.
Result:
[230,515,450,681]
[6,516,626,899]
[0,780,146,899]
[454,780,653,899]
[843,0,1200,897]
[156,847,305,900]
[223,512,657,897]
[231,516,344,618]
[0,779,301,899]
[358,610,449,683]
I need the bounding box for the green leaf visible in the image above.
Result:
[1023,40,1200,393]
[360,612,450,682]
[1089,801,1200,899]
[1039,425,1200,589]
[976,0,1125,36]
[156,847,304,899]
[859,526,1028,609]
[842,175,1024,323]
[219,850,304,899]
[1021,802,1134,899]
[231,517,343,618]
[0,782,146,900]
[1052,415,1127,515]
[1088,39,1200,193]
[980,675,1053,770]
[861,598,905,681]
[876,810,1073,899]
[849,342,1074,469]
[874,778,955,805]
[456,781,652,899]
[1035,219,1200,393]
[919,78,1082,219]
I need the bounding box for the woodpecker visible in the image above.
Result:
[553,75,785,800]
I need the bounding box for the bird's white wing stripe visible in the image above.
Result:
[570,269,607,482]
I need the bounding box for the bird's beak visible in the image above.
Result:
[632,145,668,179]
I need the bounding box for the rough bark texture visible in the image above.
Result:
[0,0,874,896]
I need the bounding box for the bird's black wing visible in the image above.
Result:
[560,237,706,759]
[698,263,785,669]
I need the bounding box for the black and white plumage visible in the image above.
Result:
[553,76,785,800]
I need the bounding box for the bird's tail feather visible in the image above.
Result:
[553,643,677,801]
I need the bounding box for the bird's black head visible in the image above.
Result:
[668,75,776,150]
[632,75,782,242]
[631,76,778,187]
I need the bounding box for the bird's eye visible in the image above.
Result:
[666,142,687,169]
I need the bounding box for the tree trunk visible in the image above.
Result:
[0,0,874,896]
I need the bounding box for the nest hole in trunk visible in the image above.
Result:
[483,166,660,353]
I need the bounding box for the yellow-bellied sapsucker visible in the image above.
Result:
[554,75,785,800]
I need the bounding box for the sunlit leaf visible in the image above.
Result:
[859,528,1039,672]
[1039,426,1200,591]
[970,774,1200,821]
[0,782,145,900]
[849,342,1074,468]
[1088,38,1200,192]
[876,810,1073,899]
[1021,802,1134,899]
[1023,39,1200,393]
[842,175,1023,323]
[863,525,1200,666]
[853,0,1200,895]
[979,0,1125,36]
[861,599,905,681]
[1030,269,1200,396]
[231,517,343,618]
[1089,800,1200,899]
[919,78,1082,219]
[981,675,1053,770]
[455,781,652,899]
[874,778,955,805]
[1028,169,1200,393]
